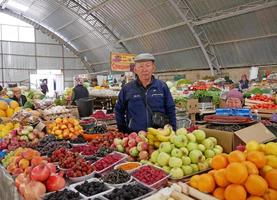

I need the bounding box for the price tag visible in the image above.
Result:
[35,121,46,131]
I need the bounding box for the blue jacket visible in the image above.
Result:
[115,77,176,133]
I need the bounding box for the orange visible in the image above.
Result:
[245,175,268,196]
[208,169,216,177]
[226,162,248,184]
[246,151,266,169]
[265,169,277,190]
[197,174,216,193]
[214,169,230,187]
[189,175,200,189]
[243,161,259,175]
[263,188,277,200]
[224,184,247,200]
[247,197,264,200]
[212,154,229,170]
[228,150,246,163]
[213,187,225,200]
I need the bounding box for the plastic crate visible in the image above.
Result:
[69,178,114,199]
[232,108,251,117]
[216,108,232,116]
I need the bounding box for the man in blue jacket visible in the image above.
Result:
[115,53,176,133]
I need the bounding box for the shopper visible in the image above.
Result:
[40,79,49,95]
[115,53,176,133]
[71,76,89,105]
[10,87,27,107]
[239,74,249,90]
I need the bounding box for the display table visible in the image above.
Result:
[0,165,21,200]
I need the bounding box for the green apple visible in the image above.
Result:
[157,152,170,166]
[159,142,172,154]
[182,165,193,175]
[182,156,191,165]
[169,157,182,168]
[170,167,184,179]
[171,148,183,158]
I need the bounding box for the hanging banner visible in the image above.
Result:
[111,52,136,72]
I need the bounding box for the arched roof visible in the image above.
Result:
[1,0,276,73]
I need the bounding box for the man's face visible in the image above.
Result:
[134,61,155,81]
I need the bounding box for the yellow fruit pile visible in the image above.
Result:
[0,100,20,118]
[147,125,173,148]
[189,141,277,200]
[0,122,20,138]
[47,117,83,139]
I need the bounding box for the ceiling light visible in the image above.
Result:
[7,1,28,12]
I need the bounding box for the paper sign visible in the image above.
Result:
[35,121,46,132]
[111,52,136,71]
[249,66,259,80]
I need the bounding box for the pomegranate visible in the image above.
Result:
[46,172,65,192]
[24,180,46,200]
[30,164,50,182]
[46,163,56,174]
[15,173,26,188]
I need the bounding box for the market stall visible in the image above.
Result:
[0,75,277,200]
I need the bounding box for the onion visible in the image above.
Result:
[30,164,50,182]
[24,180,46,200]
[46,173,65,192]
[46,162,56,174]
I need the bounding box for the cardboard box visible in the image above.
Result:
[200,122,276,153]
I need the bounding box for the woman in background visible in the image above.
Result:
[71,76,89,105]
[239,74,249,90]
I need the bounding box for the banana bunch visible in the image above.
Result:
[147,125,175,148]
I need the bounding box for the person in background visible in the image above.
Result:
[115,53,176,133]
[120,74,126,88]
[71,76,89,105]
[239,74,249,90]
[225,84,244,108]
[10,87,27,107]
[40,79,49,95]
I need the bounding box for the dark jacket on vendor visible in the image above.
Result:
[115,77,176,133]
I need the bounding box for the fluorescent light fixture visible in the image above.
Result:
[7,1,28,12]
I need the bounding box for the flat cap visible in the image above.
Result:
[134,53,155,62]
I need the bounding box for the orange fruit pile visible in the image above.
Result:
[189,148,277,200]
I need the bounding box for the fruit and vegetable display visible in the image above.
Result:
[101,169,131,184]
[0,81,276,200]
[92,110,114,120]
[0,99,20,118]
[43,189,81,200]
[146,127,223,179]
[113,131,154,161]
[103,183,152,200]
[188,140,277,200]
[249,94,275,103]
[132,165,168,188]
[70,135,87,144]
[251,103,277,110]
[66,159,94,178]
[46,117,83,139]
[73,180,109,197]
[93,152,126,172]
[0,121,20,138]
[204,115,254,124]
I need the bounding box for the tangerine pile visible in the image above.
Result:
[46,117,83,139]
[189,148,277,200]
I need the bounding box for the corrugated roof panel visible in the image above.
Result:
[123,25,198,54]
[98,0,182,38]
[202,6,277,43]
[187,0,255,17]
[215,36,277,67]
[155,48,207,71]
